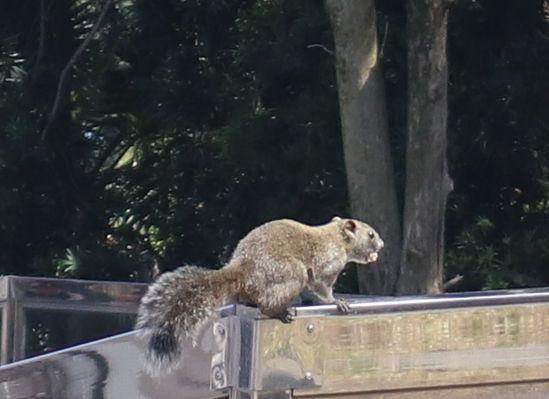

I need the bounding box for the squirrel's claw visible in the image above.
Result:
[335,298,351,314]
[278,309,296,323]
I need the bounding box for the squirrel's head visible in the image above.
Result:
[332,216,384,264]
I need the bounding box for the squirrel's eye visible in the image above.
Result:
[368,231,375,239]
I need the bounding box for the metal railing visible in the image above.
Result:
[1,277,549,398]
[0,275,146,364]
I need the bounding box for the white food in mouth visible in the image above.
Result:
[368,252,378,262]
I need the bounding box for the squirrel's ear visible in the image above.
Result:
[343,220,357,237]
[331,216,342,222]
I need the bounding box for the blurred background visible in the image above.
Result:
[1,0,549,294]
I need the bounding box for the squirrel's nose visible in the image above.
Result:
[377,238,385,250]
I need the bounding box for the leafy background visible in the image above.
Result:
[1,0,549,292]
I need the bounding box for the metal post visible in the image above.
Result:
[0,301,14,365]
[12,303,26,362]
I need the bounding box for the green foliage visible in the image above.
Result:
[1,0,549,292]
[0,0,346,280]
[378,0,549,290]
[444,0,549,290]
[446,217,508,290]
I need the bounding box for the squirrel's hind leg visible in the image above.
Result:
[254,277,304,324]
[259,305,297,323]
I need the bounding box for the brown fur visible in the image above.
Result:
[136,217,383,373]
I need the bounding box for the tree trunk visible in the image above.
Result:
[325,0,401,294]
[396,0,453,294]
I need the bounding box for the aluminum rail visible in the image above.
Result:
[0,276,146,364]
[297,286,549,316]
[1,285,549,398]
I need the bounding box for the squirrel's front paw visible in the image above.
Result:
[278,309,296,323]
[335,298,351,314]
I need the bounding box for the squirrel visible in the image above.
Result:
[135,216,384,373]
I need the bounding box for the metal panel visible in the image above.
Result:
[0,329,229,399]
[0,278,9,302]
[253,302,549,396]
[296,382,549,399]
[0,303,12,365]
[2,278,549,399]
[0,276,147,365]
[7,276,146,314]
[235,390,292,399]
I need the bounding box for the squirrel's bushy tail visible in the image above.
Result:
[135,266,240,373]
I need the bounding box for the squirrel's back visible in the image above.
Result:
[226,219,335,270]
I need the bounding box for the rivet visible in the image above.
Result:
[304,372,313,380]
[307,324,315,333]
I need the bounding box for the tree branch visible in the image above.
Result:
[40,0,114,143]
[443,274,464,291]
[306,44,334,56]
[378,18,389,60]
[36,0,48,68]
[540,0,549,39]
